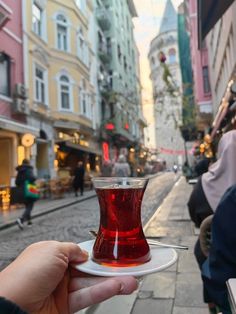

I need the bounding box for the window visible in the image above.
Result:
[203,66,211,94]
[35,65,47,104]
[168,48,176,64]
[56,14,68,51]
[78,28,89,66]
[59,75,71,110]
[0,53,10,97]
[79,79,91,118]
[32,2,42,36]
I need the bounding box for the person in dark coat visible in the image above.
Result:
[201,184,236,313]
[73,161,85,197]
[15,159,36,229]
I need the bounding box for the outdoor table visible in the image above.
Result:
[227,278,236,314]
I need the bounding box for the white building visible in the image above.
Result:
[148,0,184,167]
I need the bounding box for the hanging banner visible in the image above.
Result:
[159,147,193,155]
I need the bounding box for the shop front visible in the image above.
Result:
[0,117,39,210]
[54,128,102,178]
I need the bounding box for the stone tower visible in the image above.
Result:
[148,0,185,168]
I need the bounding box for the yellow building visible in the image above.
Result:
[23,0,100,178]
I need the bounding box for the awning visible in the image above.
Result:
[198,0,234,44]
[0,116,39,136]
[58,140,102,156]
[54,120,94,135]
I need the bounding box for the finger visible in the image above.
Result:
[69,276,138,312]
[69,277,108,292]
[58,242,89,263]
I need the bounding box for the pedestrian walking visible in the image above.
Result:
[101,160,112,177]
[172,163,178,174]
[112,154,131,177]
[15,159,37,229]
[73,161,85,196]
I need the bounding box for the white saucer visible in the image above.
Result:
[73,240,178,277]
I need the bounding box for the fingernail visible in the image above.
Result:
[118,283,125,293]
[82,249,89,257]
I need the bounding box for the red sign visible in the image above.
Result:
[124,123,129,130]
[105,123,115,130]
[102,142,110,161]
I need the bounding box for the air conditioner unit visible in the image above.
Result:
[13,98,30,115]
[14,83,28,99]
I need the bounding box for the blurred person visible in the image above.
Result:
[188,130,236,229]
[194,156,214,177]
[0,241,138,313]
[187,130,236,276]
[172,163,178,174]
[101,160,112,177]
[112,154,131,177]
[15,159,37,229]
[73,161,85,197]
[201,184,236,313]
[182,161,193,181]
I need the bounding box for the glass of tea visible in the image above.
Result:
[92,177,151,267]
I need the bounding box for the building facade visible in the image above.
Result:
[206,1,236,133]
[0,0,39,186]
[186,0,212,132]
[148,0,184,167]
[95,0,146,171]
[23,0,100,178]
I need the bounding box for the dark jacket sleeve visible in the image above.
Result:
[0,297,28,313]
[187,176,213,227]
[201,184,236,312]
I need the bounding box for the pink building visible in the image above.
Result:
[0,1,37,186]
[0,0,25,119]
[186,0,212,131]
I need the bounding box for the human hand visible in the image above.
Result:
[0,241,138,313]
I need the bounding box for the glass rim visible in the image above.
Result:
[92,177,148,182]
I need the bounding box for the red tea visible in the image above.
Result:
[92,187,151,267]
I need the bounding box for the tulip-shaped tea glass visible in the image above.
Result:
[92,177,151,267]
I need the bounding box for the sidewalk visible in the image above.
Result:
[83,177,209,314]
[0,190,96,231]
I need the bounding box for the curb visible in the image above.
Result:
[0,193,96,232]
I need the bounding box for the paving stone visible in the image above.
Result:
[132,299,173,314]
[178,249,200,273]
[138,290,153,299]
[140,272,176,298]
[172,306,209,314]
[85,294,138,314]
[175,273,206,307]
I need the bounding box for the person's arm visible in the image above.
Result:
[0,241,138,313]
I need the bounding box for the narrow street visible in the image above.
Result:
[0,172,179,271]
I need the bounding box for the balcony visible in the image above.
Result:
[101,113,136,143]
[98,42,111,64]
[96,7,111,31]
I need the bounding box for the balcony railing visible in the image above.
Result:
[96,7,111,30]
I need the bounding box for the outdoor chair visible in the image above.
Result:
[60,176,73,194]
[48,179,64,199]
